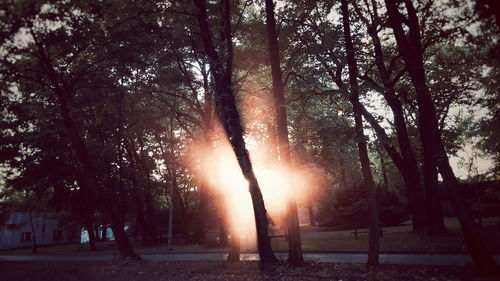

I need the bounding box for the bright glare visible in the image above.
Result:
[186,120,315,248]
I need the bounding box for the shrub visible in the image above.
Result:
[320,184,408,229]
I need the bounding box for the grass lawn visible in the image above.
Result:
[1,217,499,255]
[271,217,500,253]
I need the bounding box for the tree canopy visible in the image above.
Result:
[0,0,498,273]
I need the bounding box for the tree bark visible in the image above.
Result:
[390,104,428,233]
[101,223,107,241]
[137,137,159,245]
[194,69,214,243]
[378,148,389,189]
[219,215,229,246]
[307,201,316,226]
[136,195,148,245]
[341,0,380,267]
[194,179,209,243]
[170,166,189,240]
[339,160,348,189]
[126,149,150,246]
[423,156,447,235]
[385,0,498,273]
[127,136,158,245]
[143,187,158,244]
[193,0,278,264]
[264,0,304,266]
[27,202,38,254]
[227,230,240,262]
[85,213,97,251]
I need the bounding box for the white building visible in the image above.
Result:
[0,212,80,250]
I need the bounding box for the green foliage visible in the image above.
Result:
[0,0,497,250]
[476,65,500,177]
[320,184,408,229]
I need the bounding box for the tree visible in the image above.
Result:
[351,0,430,234]
[0,0,163,259]
[264,0,303,266]
[340,0,379,267]
[282,3,426,236]
[192,0,278,264]
[384,0,498,273]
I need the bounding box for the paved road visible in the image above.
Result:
[1,252,500,266]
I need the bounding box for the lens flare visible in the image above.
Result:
[183,92,320,248]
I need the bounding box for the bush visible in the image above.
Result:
[377,188,409,226]
[320,184,408,229]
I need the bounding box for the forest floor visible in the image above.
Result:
[2,217,498,256]
[1,260,499,281]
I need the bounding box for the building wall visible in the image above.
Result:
[0,212,80,250]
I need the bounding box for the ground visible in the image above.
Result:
[0,260,497,281]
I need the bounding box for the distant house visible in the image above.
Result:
[0,212,80,250]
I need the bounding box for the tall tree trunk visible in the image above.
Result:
[85,214,97,251]
[264,0,303,266]
[307,201,316,226]
[194,179,209,243]
[423,156,447,235]
[168,170,174,250]
[193,0,278,264]
[136,195,148,245]
[76,182,97,251]
[172,172,189,240]
[227,228,240,262]
[381,92,427,233]
[390,105,427,233]
[341,0,380,266]
[219,215,229,246]
[27,200,38,254]
[127,136,158,245]
[339,160,348,189]
[144,186,158,244]
[361,3,428,233]
[385,0,497,273]
[222,182,238,258]
[127,155,149,245]
[194,77,214,244]
[101,223,107,241]
[125,138,159,245]
[378,148,389,189]
[382,94,427,232]
[137,137,159,245]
